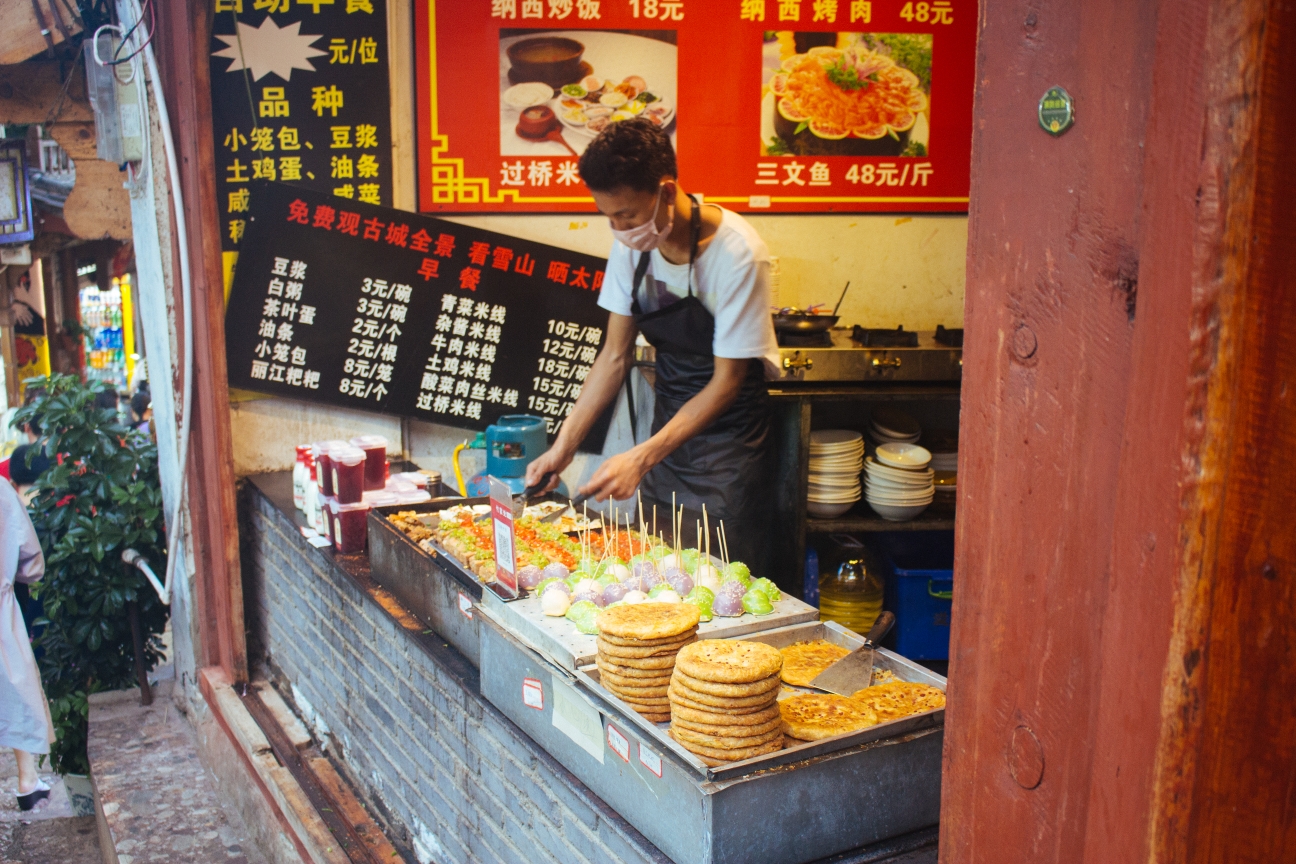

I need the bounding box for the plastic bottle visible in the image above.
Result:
[818,555,885,635]
[292,445,311,510]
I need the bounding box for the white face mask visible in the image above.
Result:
[611,184,674,252]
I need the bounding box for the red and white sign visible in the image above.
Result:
[415,0,975,213]
[523,677,545,709]
[638,743,663,777]
[606,723,631,762]
[458,591,475,619]
[489,477,519,597]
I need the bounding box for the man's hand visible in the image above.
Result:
[524,445,571,493]
[579,447,652,503]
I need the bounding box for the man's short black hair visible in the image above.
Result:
[10,443,49,486]
[578,118,677,194]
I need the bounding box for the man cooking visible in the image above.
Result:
[525,118,780,567]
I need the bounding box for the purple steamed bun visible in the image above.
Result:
[542,562,570,581]
[665,569,694,596]
[602,582,628,605]
[713,579,746,617]
[517,565,544,589]
[573,589,605,607]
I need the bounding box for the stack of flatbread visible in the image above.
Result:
[596,603,701,723]
[667,640,785,767]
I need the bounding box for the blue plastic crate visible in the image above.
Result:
[878,532,954,661]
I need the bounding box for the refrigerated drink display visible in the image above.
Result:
[80,275,135,392]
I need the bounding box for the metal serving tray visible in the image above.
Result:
[478,583,820,672]
[573,618,946,779]
[367,496,510,666]
[477,607,943,864]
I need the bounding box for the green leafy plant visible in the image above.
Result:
[14,374,168,775]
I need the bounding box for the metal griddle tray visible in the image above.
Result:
[482,606,947,780]
[571,618,947,780]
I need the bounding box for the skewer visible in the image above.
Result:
[702,504,710,563]
[652,504,657,542]
[671,492,676,552]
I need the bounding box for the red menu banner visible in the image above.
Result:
[415,0,974,213]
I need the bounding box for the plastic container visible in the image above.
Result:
[321,496,338,546]
[350,435,389,491]
[292,445,312,510]
[363,491,399,507]
[312,441,337,497]
[331,500,370,553]
[879,532,954,661]
[331,446,367,504]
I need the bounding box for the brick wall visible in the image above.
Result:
[239,479,937,864]
[239,482,675,864]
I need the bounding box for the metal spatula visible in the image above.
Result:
[808,612,896,696]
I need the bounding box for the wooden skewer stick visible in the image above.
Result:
[702,504,710,564]
[652,504,657,544]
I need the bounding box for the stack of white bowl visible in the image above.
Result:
[865,442,934,521]
[867,408,922,447]
[807,430,865,518]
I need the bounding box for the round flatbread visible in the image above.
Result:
[783,734,812,748]
[669,730,783,762]
[671,723,783,750]
[596,658,679,678]
[597,639,694,660]
[599,631,698,648]
[598,603,701,640]
[671,714,784,738]
[668,681,779,711]
[615,695,671,708]
[849,681,946,721]
[676,640,783,684]
[634,711,672,724]
[605,681,671,697]
[673,669,781,698]
[594,651,679,671]
[779,640,852,686]
[668,701,782,727]
[599,668,674,689]
[779,694,879,741]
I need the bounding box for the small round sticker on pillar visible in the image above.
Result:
[1038,86,1075,136]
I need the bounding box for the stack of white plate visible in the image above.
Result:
[865,443,934,521]
[808,430,864,518]
[868,408,922,446]
[930,451,958,472]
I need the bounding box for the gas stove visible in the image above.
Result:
[777,327,963,382]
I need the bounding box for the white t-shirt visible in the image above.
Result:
[598,207,781,379]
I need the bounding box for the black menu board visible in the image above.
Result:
[225,182,613,451]
[211,0,391,254]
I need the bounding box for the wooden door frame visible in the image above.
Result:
[944,0,1295,860]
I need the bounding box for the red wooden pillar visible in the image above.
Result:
[153,0,247,683]
[944,0,1296,860]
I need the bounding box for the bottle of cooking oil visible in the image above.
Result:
[818,556,884,635]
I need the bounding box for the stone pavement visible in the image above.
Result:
[89,686,269,864]
[0,749,101,864]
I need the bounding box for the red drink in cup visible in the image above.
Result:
[332,501,369,553]
[331,446,366,504]
[350,435,389,491]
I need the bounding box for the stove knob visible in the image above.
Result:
[782,356,814,371]
[871,357,902,369]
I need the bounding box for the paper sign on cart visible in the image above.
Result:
[488,476,518,598]
[457,592,474,619]
[638,744,663,778]
[606,724,630,763]
[522,677,544,710]
[551,676,604,764]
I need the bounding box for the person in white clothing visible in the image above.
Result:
[0,479,54,811]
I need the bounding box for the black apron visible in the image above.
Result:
[629,197,772,570]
